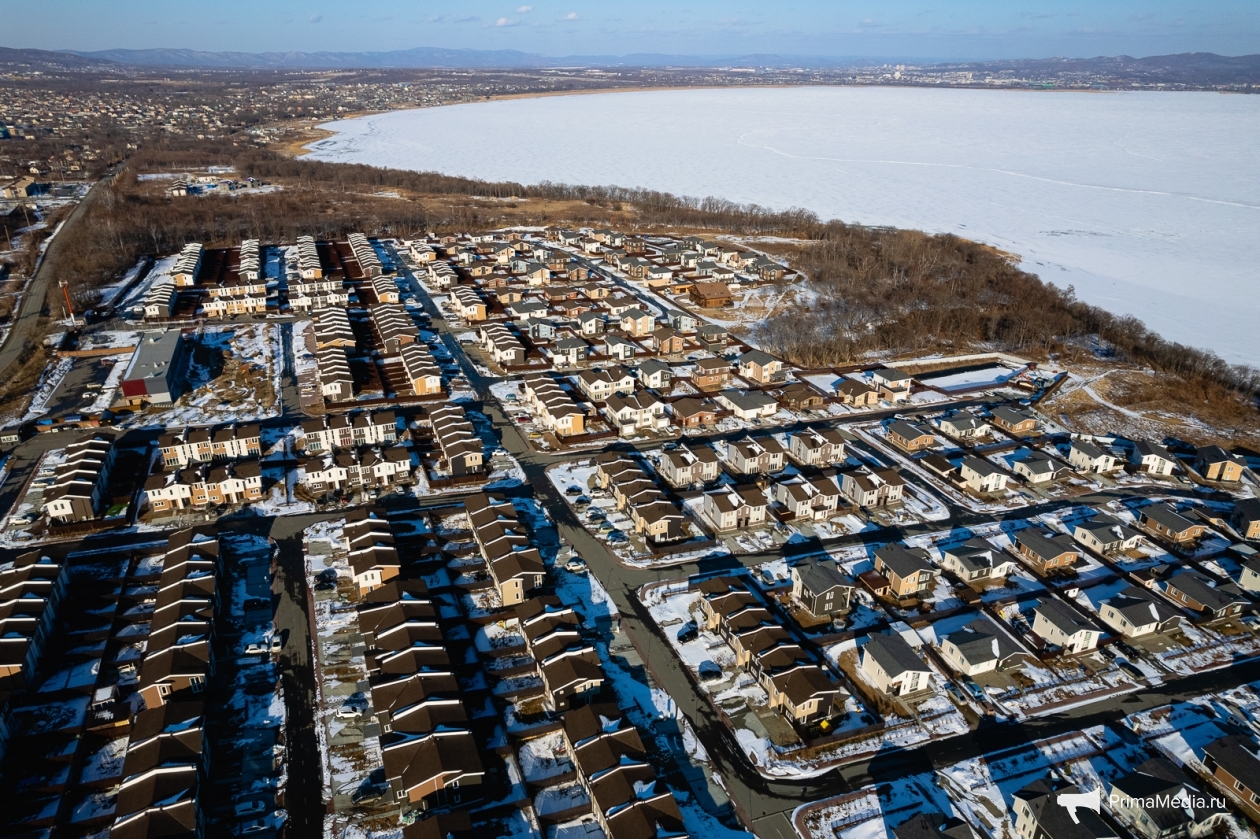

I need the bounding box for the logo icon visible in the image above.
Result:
[1056,788,1101,824]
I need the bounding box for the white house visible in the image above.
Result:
[860,632,934,696]
[1031,599,1103,653]
[940,618,1025,676]
[960,457,1008,493]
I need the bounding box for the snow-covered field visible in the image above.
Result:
[307,87,1260,366]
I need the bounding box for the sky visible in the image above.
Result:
[8,0,1259,61]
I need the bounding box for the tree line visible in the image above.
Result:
[752,222,1260,398]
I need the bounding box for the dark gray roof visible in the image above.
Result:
[1134,440,1174,461]
[1013,779,1119,839]
[1034,598,1100,637]
[943,538,1000,574]
[1071,440,1109,460]
[944,618,1022,666]
[961,456,1002,477]
[1140,503,1198,534]
[1074,514,1142,546]
[720,389,778,411]
[992,405,1036,426]
[1111,758,1226,830]
[893,814,975,839]
[864,632,929,678]
[1204,736,1260,794]
[1166,570,1248,613]
[1016,529,1077,561]
[795,559,852,597]
[738,349,778,367]
[888,420,933,441]
[1104,585,1183,627]
[874,544,934,579]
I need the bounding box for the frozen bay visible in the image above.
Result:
[306,87,1260,366]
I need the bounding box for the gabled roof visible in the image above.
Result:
[864,631,929,678]
[1203,736,1260,793]
[943,538,1002,574]
[1013,779,1119,839]
[1016,529,1077,562]
[874,543,934,579]
[1111,758,1226,829]
[1033,598,1100,637]
[944,618,1023,667]
[1166,569,1248,612]
[1104,585,1183,627]
[1140,503,1200,534]
[795,559,852,596]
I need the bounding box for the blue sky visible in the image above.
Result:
[10,0,1259,60]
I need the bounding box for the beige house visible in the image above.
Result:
[860,632,933,696]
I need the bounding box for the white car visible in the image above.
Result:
[244,643,265,656]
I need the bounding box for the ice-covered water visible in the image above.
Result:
[306,87,1260,365]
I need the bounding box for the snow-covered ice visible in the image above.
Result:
[307,87,1260,365]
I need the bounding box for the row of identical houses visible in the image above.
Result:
[593,453,689,545]
[696,576,848,726]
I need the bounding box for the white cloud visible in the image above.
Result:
[495,16,520,26]
[517,5,533,12]
[564,11,579,20]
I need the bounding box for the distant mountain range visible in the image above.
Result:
[27,46,870,70]
[2,44,1258,82]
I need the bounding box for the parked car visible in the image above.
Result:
[676,622,699,644]
[1116,658,1145,680]
[234,801,269,819]
[607,531,628,544]
[351,785,385,805]
[270,636,283,653]
[566,485,583,496]
[565,558,588,574]
[236,820,270,836]
[244,643,265,656]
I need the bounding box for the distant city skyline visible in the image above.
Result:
[8,0,1260,62]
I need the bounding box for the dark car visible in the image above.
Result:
[676,622,699,644]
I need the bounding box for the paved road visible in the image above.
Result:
[0,167,119,381]
[389,258,1257,835]
[3,245,1250,838]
